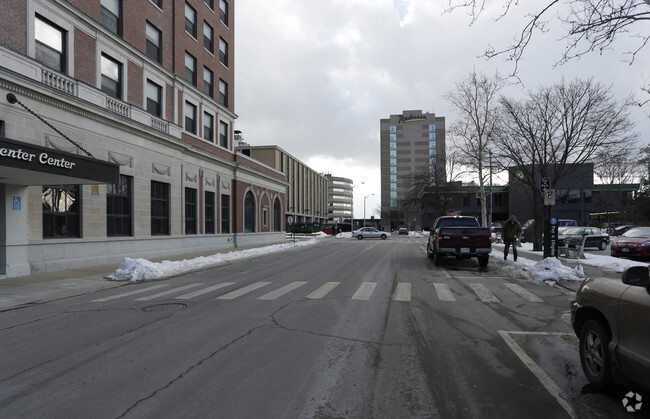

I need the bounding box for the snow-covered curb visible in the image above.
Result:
[107,239,319,282]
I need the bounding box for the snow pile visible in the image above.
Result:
[408,231,425,238]
[493,252,586,283]
[108,239,318,282]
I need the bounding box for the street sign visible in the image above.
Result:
[544,189,556,205]
[540,178,550,193]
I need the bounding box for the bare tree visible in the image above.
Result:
[445,1,650,77]
[494,78,638,250]
[445,71,505,227]
[593,146,642,184]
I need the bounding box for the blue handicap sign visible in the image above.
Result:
[12,196,22,211]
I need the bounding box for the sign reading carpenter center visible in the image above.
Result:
[0,136,119,184]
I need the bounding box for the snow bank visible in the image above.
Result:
[108,239,319,282]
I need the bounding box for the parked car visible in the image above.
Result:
[522,219,578,243]
[570,266,650,391]
[608,225,638,237]
[426,215,491,267]
[353,227,390,240]
[557,226,610,250]
[611,227,650,259]
[398,225,409,235]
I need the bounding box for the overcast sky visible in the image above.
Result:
[234,0,650,218]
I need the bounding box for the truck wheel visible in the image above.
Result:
[599,240,607,251]
[433,251,443,266]
[478,255,489,268]
[579,320,612,390]
[426,243,434,258]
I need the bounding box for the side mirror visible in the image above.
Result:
[622,266,650,287]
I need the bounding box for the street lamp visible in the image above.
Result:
[351,182,364,233]
[363,194,374,227]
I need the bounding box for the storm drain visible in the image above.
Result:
[141,303,187,312]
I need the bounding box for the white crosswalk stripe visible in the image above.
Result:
[504,284,543,302]
[175,282,235,300]
[470,283,501,303]
[433,283,456,301]
[259,282,307,300]
[393,283,411,301]
[352,282,377,300]
[91,284,170,302]
[134,283,204,301]
[306,282,340,299]
[217,282,271,300]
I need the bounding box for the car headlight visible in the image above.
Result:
[639,241,650,247]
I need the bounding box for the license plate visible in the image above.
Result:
[460,248,470,253]
[622,248,630,253]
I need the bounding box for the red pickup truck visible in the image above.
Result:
[426,216,492,267]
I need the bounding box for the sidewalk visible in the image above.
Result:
[0,243,278,312]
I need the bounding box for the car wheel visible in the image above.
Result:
[478,255,488,268]
[579,319,612,390]
[426,243,434,259]
[357,235,363,240]
[380,234,387,240]
[599,240,607,251]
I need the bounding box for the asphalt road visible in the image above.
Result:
[0,236,645,418]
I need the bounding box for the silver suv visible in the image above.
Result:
[570,266,650,391]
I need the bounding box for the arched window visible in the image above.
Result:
[244,191,255,232]
[273,198,282,232]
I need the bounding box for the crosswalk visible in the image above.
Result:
[92,280,547,305]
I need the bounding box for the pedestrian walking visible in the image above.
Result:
[502,215,522,261]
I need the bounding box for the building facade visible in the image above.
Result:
[0,0,287,279]
[380,110,446,231]
[324,174,352,224]
[236,143,328,226]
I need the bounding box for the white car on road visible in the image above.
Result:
[352,227,390,240]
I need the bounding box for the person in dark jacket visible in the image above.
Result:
[502,215,523,261]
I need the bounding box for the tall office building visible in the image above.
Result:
[0,0,287,278]
[380,110,445,231]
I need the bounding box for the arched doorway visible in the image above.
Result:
[244,191,255,232]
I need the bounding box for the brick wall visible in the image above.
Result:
[0,0,26,53]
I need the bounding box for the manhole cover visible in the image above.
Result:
[141,303,187,312]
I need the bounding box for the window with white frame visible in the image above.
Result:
[35,15,66,73]
[203,112,214,142]
[219,37,228,66]
[185,101,197,134]
[101,53,122,99]
[218,79,228,107]
[204,21,213,53]
[219,0,229,26]
[146,79,162,117]
[146,22,162,63]
[219,120,228,148]
[185,2,197,37]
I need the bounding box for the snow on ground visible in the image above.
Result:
[108,232,648,283]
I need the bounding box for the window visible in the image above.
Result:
[389,158,396,165]
[389,125,396,133]
[107,175,132,236]
[429,149,436,156]
[205,191,215,234]
[42,185,80,238]
[219,0,229,26]
[219,120,228,148]
[203,67,213,96]
[100,0,121,35]
[205,0,214,10]
[429,124,436,131]
[146,80,162,117]
[101,54,122,99]
[244,191,255,233]
[145,22,162,63]
[429,140,436,148]
[203,112,214,142]
[390,183,397,190]
[390,191,397,198]
[185,2,197,37]
[390,166,397,174]
[389,150,396,157]
[151,0,162,8]
[389,142,396,149]
[35,15,66,72]
[429,132,436,139]
[184,52,196,85]
[263,207,268,227]
[185,187,197,234]
[390,199,397,207]
[389,133,396,141]
[273,198,282,232]
[151,181,170,235]
[204,22,213,53]
[218,79,228,106]
[390,174,397,181]
[221,194,230,233]
[219,37,228,66]
[185,101,197,134]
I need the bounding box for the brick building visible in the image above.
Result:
[0,0,287,278]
